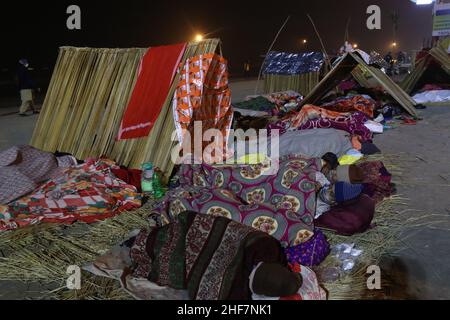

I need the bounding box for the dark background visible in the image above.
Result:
[0,0,434,94]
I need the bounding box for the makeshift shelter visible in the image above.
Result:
[300,51,419,118]
[401,46,450,95]
[30,39,220,181]
[263,51,327,96]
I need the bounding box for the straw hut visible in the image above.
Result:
[401,46,450,95]
[263,51,327,96]
[302,51,419,118]
[30,39,221,181]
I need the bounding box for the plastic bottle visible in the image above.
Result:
[141,162,154,194]
[152,168,165,199]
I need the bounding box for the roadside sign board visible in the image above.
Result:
[433,3,450,36]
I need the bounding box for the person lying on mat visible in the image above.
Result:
[93,211,303,300]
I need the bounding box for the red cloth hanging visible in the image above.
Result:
[117,43,187,140]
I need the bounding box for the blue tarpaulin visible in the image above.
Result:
[263,51,325,75]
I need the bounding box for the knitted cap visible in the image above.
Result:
[251,263,302,297]
[361,142,381,155]
[334,182,363,202]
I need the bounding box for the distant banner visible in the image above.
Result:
[433,3,450,37]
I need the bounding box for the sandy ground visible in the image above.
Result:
[1,81,450,299]
[375,106,450,299]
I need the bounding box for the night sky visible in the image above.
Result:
[1,0,434,75]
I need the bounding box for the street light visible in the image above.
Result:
[392,41,398,48]
[410,0,434,5]
[353,43,358,49]
[194,34,204,42]
[302,39,307,44]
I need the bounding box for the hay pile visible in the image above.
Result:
[318,194,409,299]
[0,154,415,300]
[0,203,154,299]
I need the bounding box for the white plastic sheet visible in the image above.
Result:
[413,90,450,104]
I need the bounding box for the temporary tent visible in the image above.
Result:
[300,51,419,118]
[31,39,220,181]
[401,46,450,95]
[263,51,327,96]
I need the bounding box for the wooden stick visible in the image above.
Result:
[255,15,291,95]
[344,16,351,43]
[307,14,332,70]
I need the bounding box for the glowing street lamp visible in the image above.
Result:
[353,43,358,49]
[392,41,398,47]
[302,39,307,44]
[410,0,434,5]
[194,34,204,42]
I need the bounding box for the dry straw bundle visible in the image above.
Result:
[263,73,321,96]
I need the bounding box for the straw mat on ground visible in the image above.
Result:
[0,154,424,300]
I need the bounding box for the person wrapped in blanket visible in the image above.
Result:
[151,155,336,269]
[0,150,141,231]
[0,145,79,205]
[151,155,326,248]
[90,210,326,300]
[314,152,395,236]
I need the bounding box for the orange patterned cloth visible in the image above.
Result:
[173,54,233,163]
[320,95,375,118]
[282,104,352,128]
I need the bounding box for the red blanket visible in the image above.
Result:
[118,43,187,140]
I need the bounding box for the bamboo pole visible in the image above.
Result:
[254,16,291,95]
[307,14,331,70]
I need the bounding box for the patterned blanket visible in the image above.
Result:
[0,145,59,205]
[150,156,321,247]
[297,111,372,142]
[281,104,353,129]
[270,104,372,142]
[172,53,233,163]
[321,95,375,118]
[358,160,394,203]
[233,96,276,113]
[0,159,141,231]
[129,211,287,300]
